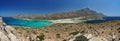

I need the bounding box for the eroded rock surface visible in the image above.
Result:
[0,16,19,41]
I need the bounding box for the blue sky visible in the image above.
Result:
[0,0,120,16]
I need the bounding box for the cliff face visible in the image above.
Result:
[0,16,19,41]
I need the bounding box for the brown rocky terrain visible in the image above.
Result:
[0,16,120,41]
[13,20,120,41]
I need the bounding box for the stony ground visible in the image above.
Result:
[13,20,120,41]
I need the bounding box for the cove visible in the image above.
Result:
[2,17,53,28]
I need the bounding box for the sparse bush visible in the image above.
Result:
[31,30,36,34]
[56,34,60,38]
[88,26,92,29]
[63,39,67,41]
[36,34,45,41]
[74,35,88,41]
[117,27,120,30]
[80,30,85,33]
[45,31,49,33]
[70,31,79,35]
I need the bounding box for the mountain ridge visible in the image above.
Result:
[14,8,105,20]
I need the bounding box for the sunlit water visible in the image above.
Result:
[2,17,53,28]
[2,17,120,28]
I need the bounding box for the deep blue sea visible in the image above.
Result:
[2,17,53,28]
[85,17,120,23]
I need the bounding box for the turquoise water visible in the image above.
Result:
[3,17,120,28]
[2,17,53,28]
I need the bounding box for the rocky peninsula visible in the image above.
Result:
[0,8,119,41]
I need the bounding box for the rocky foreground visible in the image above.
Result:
[0,16,20,41]
[0,16,120,41]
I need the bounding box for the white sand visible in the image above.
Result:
[50,17,87,23]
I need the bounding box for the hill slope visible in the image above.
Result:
[14,8,105,20]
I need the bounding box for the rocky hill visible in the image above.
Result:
[0,16,20,41]
[14,8,105,20]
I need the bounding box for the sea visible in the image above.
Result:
[2,17,53,28]
[2,16,120,28]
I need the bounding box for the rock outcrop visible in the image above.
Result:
[0,16,20,41]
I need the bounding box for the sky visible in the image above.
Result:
[0,0,120,16]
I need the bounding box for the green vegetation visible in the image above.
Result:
[31,30,36,34]
[117,27,120,30]
[36,34,45,41]
[80,30,85,33]
[63,39,67,41]
[74,35,88,41]
[70,31,79,35]
[56,34,60,38]
[45,31,49,33]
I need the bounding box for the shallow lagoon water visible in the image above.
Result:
[2,17,53,28]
